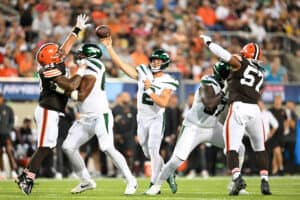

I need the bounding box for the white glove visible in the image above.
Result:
[76,14,90,30]
[200,34,212,46]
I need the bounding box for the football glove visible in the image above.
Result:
[200,34,212,46]
[76,14,90,30]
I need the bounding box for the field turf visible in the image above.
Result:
[0,176,299,200]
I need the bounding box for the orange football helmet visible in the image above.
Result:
[240,43,262,61]
[36,43,61,66]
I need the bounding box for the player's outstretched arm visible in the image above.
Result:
[52,63,87,92]
[200,34,241,70]
[70,75,96,102]
[100,37,138,80]
[59,14,90,59]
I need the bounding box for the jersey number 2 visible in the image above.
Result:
[240,65,263,92]
[142,88,155,105]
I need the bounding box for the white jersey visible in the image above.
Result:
[78,58,110,115]
[136,64,178,121]
[183,75,223,128]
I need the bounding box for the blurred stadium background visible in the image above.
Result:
[0,0,300,191]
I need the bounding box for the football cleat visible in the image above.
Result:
[124,177,137,195]
[229,175,247,196]
[227,181,249,195]
[261,179,272,195]
[71,179,96,194]
[145,184,161,195]
[15,173,34,195]
[166,173,177,194]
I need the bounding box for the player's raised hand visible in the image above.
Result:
[100,37,112,48]
[199,34,212,46]
[76,14,90,30]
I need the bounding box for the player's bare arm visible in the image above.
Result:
[53,75,83,91]
[200,85,222,113]
[100,37,138,80]
[76,75,96,101]
[61,75,96,102]
[59,14,90,59]
[200,34,241,70]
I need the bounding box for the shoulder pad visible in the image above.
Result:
[201,75,218,86]
[161,74,179,90]
[42,67,62,78]
[200,75,221,94]
[136,64,150,75]
[86,58,104,70]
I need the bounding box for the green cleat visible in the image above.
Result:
[166,173,177,194]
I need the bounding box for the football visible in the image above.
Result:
[95,25,111,39]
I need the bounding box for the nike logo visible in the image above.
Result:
[80,184,90,189]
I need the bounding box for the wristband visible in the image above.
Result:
[70,90,79,101]
[71,27,81,37]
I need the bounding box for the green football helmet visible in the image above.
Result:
[213,61,231,81]
[77,43,102,59]
[149,49,171,72]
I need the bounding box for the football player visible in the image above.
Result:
[15,14,90,195]
[145,62,246,195]
[56,44,137,194]
[100,37,178,193]
[200,34,271,195]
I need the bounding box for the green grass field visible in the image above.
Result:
[0,176,299,200]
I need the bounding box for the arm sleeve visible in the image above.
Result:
[208,42,232,62]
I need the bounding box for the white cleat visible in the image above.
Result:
[227,181,249,195]
[71,179,96,194]
[145,184,161,195]
[124,177,137,195]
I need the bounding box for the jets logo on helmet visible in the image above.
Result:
[36,43,61,67]
[213,61,231,82]
[149,49,171,73]
[77,43,102,59]
[240,43,262,61]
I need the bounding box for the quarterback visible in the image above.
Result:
[101,37,178,193]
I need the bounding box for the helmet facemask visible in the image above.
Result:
[36,43,63,67]
[76,44,102,60]
[213,61,231,87]
[240,43,263,64]
[149,49,171,73]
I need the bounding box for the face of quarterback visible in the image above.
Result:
[150,58,163,72]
